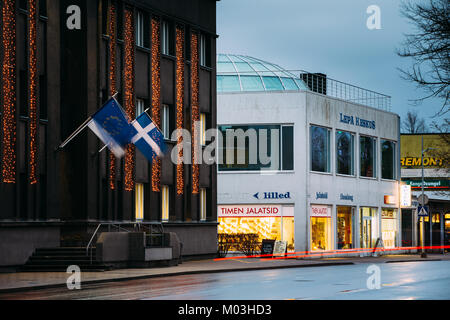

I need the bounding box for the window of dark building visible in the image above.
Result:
[19,0,27,11]
[117,1,124,40]
[282,125,294,170]
[360,135,377,178]
[200,33,211,68]
[39,75,47,119]
[20,70,28,117]
[101,0,108,35]
[161,20,175,56]
[310,125,331,173]
[381,139,395,179]
[136,11,150,48]
[39,0,47,17]
[184,26,191,61]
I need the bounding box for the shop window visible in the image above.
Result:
[161,185,169,221]
[360,135,377,178]
[337,206,353,249]
[336,130,354,175]
[381,139,396,180]
[360,207,378,248]
[310,125,331,173]
[310,205,333,251]
[200,188,207,221]
[381,209,397,249]
[135,183,144,220]
[218,124,293,172]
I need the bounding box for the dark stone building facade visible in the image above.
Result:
[0,0,218,267]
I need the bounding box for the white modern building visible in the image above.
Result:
[217,54,402,256]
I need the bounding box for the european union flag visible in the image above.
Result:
[129,112,168,162]
[87,98,133,158]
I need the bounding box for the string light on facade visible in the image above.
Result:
[124,8,135,192]
[191,32,199,194]
[151,17,161,192]
[108,2,117,190]
[28,0,38,185]
[1,0,17,183]
[175,26,184,195]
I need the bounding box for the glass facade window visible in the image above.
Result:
[200,113,206,145]
[136,98,145,117]
[360,136,377,178]
[161,104,170,139]
[337,206,353,249]
[217,75,241,92]
[218,124,293,172]
[360,207,378,248]
[381,139,396,180]
[262,76,284,91]
[310,217,333,251]
[336,131,354,175]
[310,126,331,173]
[382,209,397,249]
[240,75,264,91]
[136,11,144,47]
[135,183,144,220]
[200,188,207,221]
[161,20,170,55]
[161,185,169,221]
[199,34,206,67]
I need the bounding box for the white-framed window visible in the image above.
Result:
[161,104,170,139]
[199,34,206,66]
[200,188,207,221]
[161,185,169,221]
[136,99,145,117]
[136,11,145,47]
[161,20,170,55]
[135,183,144,220]
[200,113,206,145]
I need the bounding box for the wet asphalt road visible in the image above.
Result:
[0,260,449,300]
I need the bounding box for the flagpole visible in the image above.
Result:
[57,116,92,150]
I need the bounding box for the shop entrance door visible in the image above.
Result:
[362,216,372,249]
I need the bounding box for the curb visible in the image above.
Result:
[0,261,354,294]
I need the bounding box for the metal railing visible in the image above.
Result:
[85,222,165,263]
[217,69,392,111]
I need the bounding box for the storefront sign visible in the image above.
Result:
[316,192,328,199]
[261,239,276,255]
[340,193,354,201]
[400,184,411,207]
[310,205,331,217]
[401,157,443,167]
[340,113,376,129]
[273,241,287,257]
[218,205,282,217]
[384,195,396,205]
[403,179,450,189]
[253,192,291,200]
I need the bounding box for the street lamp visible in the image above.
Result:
[420,135,437,258]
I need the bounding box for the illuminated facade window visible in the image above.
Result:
[135,183,144,220]
[200,188,207,221]
[360,207,378,248]
[199,113,206,146]
[337,206,353,249]
[382,208,397,249]
[310,205,333,251]
[161,185,169,221]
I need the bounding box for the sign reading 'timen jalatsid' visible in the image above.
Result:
[218,205,282,217]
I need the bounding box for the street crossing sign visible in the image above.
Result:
[417,205,429,217]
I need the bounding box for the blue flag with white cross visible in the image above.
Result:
[129,112,168,161]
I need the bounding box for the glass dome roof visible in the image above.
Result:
[217,54,308,93]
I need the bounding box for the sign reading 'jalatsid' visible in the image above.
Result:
[218,205,282,217]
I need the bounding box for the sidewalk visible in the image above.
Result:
[0,253,448,293]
